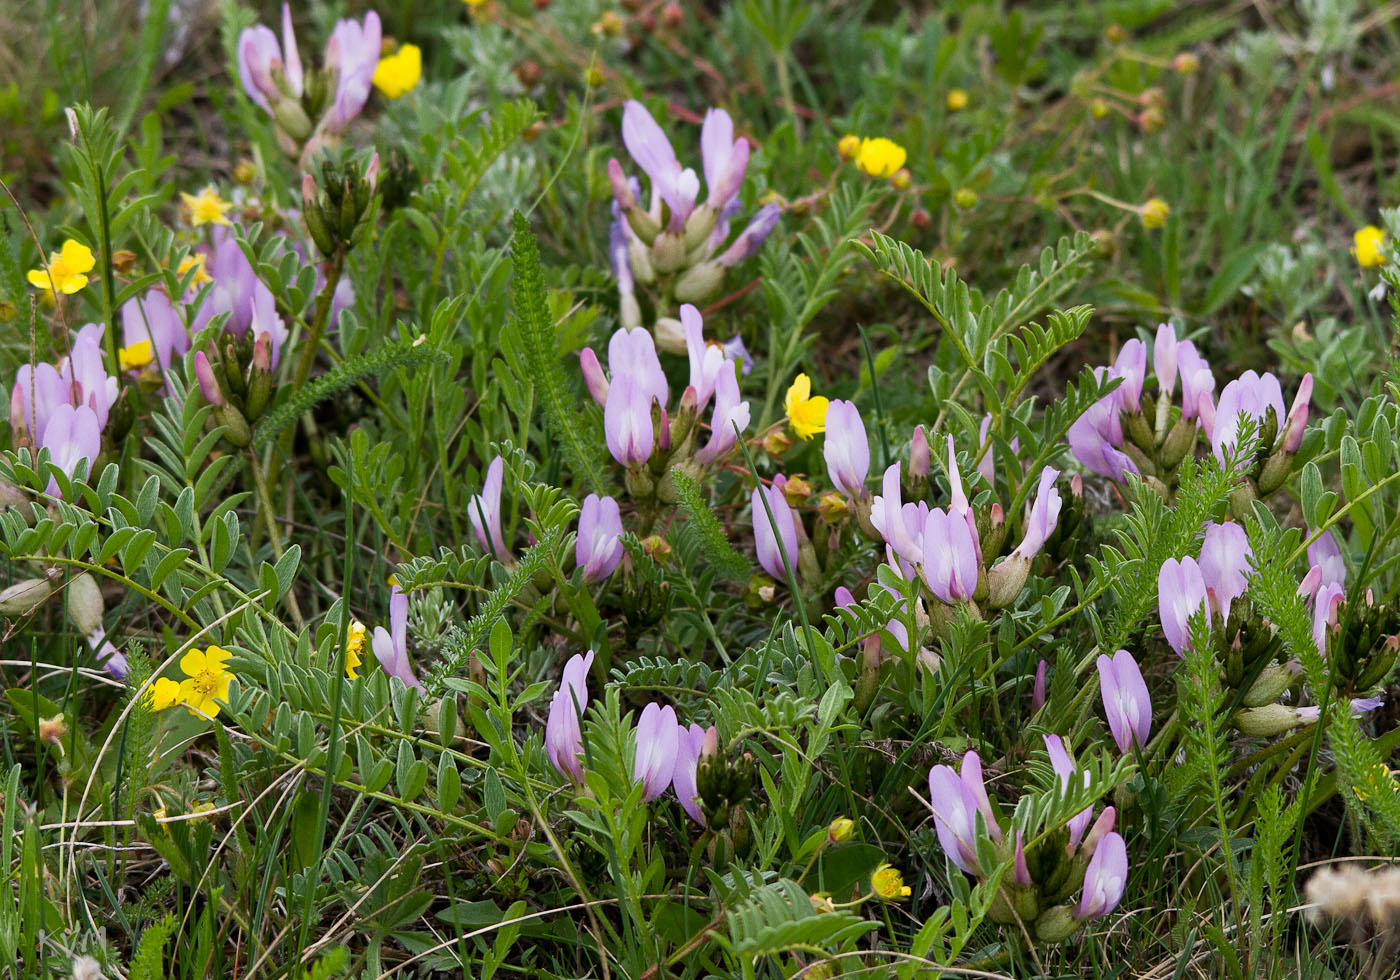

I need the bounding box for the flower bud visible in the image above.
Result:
[0,577,56,615]
[837,134,860,160]
[243,335,273,421]
[828,817,855,844]
[986,554,1031,609]
[650,317,686,355]
[651,230,687,273]
[38,714,67,746]
[781,475,813,506]
[65,573,103,635]
[673,260,725,304]
[1234,703,1305,737]
[272,98,314,142]
[954,187,978,209]
[1035,904,1081,943]
[1243,664,1300,707]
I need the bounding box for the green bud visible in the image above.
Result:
[651,231,687,273]
[673,261,725,304]
[1160,415,1196,469]
[65,573,103,635]
[1034,904,1080,943]
[0,577,55,615]
[214,403,253,448]
[683,204,718,250]
[273,99,314,142]
[1243,664,1298,707]
[1234,703,1305,737]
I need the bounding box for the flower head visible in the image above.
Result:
[178,645,234,719]
[546,650,594,783]
[784,373,828,440]
[752,482,799,581]
[1158,556,1209,655]
[1355,225,1387,268]
[371,585,422,689]
[577,493,625,584]
[372,43,421,98]
[823,400,870,498]
[871,863,911,900]
[946,89,968,111]
[147,677,184,712]
[344,620,366,679]
[855,137,907,178]
[633,702,680,802]
[1097,649,1152,752]
[671,722,710,824]
[28,239,95,295]
[180,186,234,227]
[468,456,512,564]
[1078,831,1128,919]
[927,750,1002,874]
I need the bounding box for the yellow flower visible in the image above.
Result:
[1354,764,1399,801]
[784,373,828,440]
[373,43,422,99]
[180,186,234,227]
[345,620,366,679]
[855,137,907,179]
[837,133,861,161]
[946,89,968,111]
[119,340,153,372]
[871,862,911,900]
[146,676,184,712]
[178,644,234,719]
[27,239,95,295]
[177,253,211,286]
[1139,198,1170,229]
[1354,225,1387,269]
[954,188,978,209]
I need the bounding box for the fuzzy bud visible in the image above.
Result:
[65,573,103,635]
[0,577,56,616]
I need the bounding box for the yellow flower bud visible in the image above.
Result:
[828,817,855,843]
[954,187,978,209]
[946,88,968,111]
[1139,198,1170,229]
[837,133,861,160]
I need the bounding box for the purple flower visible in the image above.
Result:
[701,108,750,209]
[871,463,918,565]
[122,290,190,375]
[237,23,287,113]
[1308,529,1346,588]
[546,650,595,783]
[926,750,1002,874]
[633,702,680,801]
[752,483,798,581]
[86,627,128,680]
[693,365,750,464]
[1097,649,1152,752]
[1158,556,1209,655]
[63,324,117,430]
[1153,323,1178,398]
[1295,697,1384,724]
[469,456,512,565]
[911,425,931,480]
[621,101,696,225]
[920,507,979,604]
[10,362,66,444]
[604,375,655,466]
[1114,339,1147,414]
[1032,659,1047,712]
[682,304,727,410]
[1177,340,1215,421]
[823,400,870,499]
[1197,522,1252,622]
[608,326,669,409]
[579,347,609,405]
[1313,581,1345,659]
[1068,368,1139,482]
[1282,373,1313,453]
[716,203,781,267]
[671,722,710,824]
[1043,734,1093,846]
[1078,831,1128,920]
[193,351,223,406]
[577,494,625,584]
[1210,370,1286,463]
[1011,467,1061,560]
[371,584,421,689]
[321,11,382,136]
[40,403,101,497]
[722,334,753,375]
